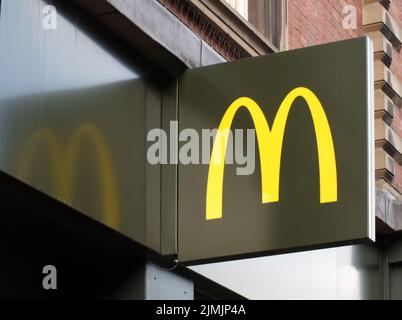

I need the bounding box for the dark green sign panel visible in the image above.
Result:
[178,38,375,263]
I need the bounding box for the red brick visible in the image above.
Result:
[289,0,402,193]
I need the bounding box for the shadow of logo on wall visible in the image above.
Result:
[17,123,120,228]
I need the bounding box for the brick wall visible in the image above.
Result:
[289,0,402,195]
[386,0,402,193]
[288,0,364,49]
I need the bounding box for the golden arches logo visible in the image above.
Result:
[18,124,120,228]
[206,87,337,220]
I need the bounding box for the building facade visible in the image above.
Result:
[0,0,402,299]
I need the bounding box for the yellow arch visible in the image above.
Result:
[206,87,337,220]
[17,124,120,228]
[18,128,64,196]
[64,123,120,229]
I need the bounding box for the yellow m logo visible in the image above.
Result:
[18,123,120,228]
[206,87,337,220]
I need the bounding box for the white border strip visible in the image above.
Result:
[366,37,376,242]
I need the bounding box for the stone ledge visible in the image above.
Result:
[376,187,402,232]
[375,118,402,164]
[363,0,402,49]
[376,147,395,181]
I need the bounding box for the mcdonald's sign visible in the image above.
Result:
[206,87,337,221]
[178,38,375,263]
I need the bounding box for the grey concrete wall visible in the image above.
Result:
[106,0,225,68]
